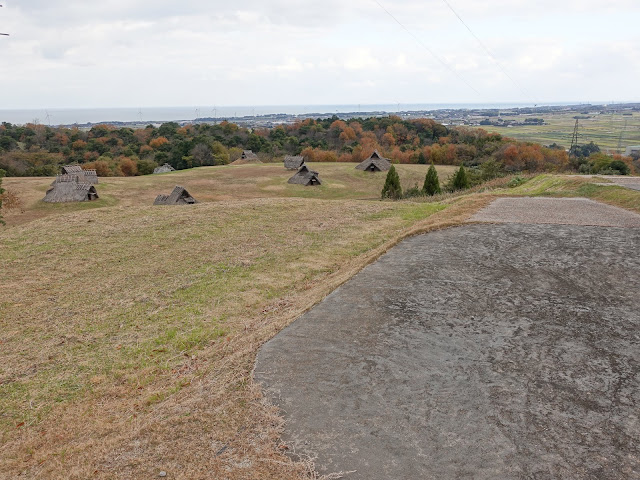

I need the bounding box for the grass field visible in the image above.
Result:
[1,163,458,227]
[1,165,639,479]
[474,111,640,151]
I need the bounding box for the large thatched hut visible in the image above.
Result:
[355,150,391,172]
[43,177,99,203]
[153,186,198,205]
[288,165,321,186]
[59,165,99,184]
[284,155,305,170]
[153,163,175,174]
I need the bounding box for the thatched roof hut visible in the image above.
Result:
[43,177,99,203]
[284,155,305,170]
[59,165,99,184]
[241,150,258,161]
[355,150,391,172]
[153,163,175,174]
[288,165,322,186]
[153,186,198,205]
[230,150,262,165]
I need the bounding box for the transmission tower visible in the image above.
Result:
[617,118,628,153]
[569,119,579,157]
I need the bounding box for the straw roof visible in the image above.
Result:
[288,165,322,186]
[241,150,259,160]
[153,163,175,174]
[43,178,99,203]
[355,150,391,172]
[284,155,305,170]
[153,186,198,205]
[230,150,262,165]
[59,165,99,184]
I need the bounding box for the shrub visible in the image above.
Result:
[381,165,402,200]
[404,183,424,199]
[423,164,441,196]
[608,160,630,175]
[507,175,528,188]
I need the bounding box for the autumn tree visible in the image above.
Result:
[119,157,138,176]
[381,165,402,200]
[149,136,170,150]
[423,164,441,196]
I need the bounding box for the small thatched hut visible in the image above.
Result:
[43,177,99,203]
[230,150,262,165]
[241,150,258,161]
[284,155,305,170]
[153,186,198,205]
[355,150,391,172]
[288,165,322,186]
[153,163,175,174]
[59,165,99,184]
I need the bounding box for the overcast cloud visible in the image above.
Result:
[1,0,638,108]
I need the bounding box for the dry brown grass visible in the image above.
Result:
[0,181,490,479]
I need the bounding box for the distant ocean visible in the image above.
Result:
[0,102,585,126]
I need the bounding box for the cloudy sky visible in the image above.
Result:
[1,0,639,109]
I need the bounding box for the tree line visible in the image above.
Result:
[0,116,636,177]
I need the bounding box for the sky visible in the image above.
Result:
[0,0,639,109]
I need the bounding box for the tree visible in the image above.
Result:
[381,165,402,200]
[423,164,441,196]
[0,168,5,225]
[450,165,470,191]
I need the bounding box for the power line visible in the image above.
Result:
[372,0,482,98]
[440,0,536,104]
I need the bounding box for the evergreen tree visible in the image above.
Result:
[381,165,402,200]
[423,163,441,196]
[417,151,427,164]
[0,169,5,225]
[451,165,470,191]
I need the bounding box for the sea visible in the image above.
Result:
[0,102,589,126]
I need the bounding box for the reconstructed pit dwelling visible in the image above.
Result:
[153,185,198,205]
[355,150,391,172]
[42,165,100,203]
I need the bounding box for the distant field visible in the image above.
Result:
[473,111,640,151]
[1,166,639,479]
[1,163,457,226]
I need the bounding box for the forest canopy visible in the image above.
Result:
[0,116,634,177]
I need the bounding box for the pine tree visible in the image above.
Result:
[451,165,470,191]
[423,163,441,196]
[381,165,402,200]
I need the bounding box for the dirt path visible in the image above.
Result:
[470,197,640,227]
[255,199,640,479]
